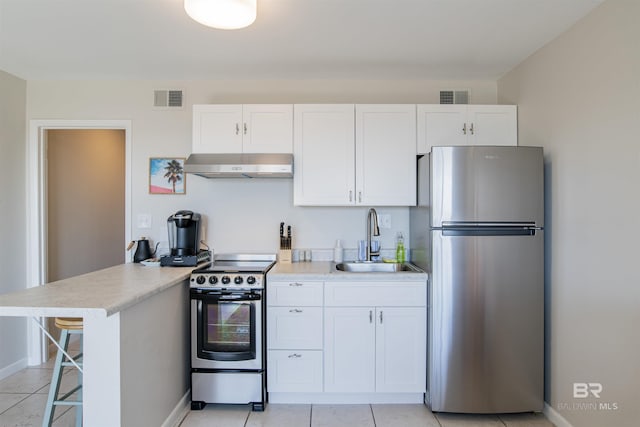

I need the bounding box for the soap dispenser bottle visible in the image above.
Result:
[395,232,406,264]
[334,239,343,263]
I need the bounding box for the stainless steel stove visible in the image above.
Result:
[189,254,276,412]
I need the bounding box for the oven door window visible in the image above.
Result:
[199,299,256,361]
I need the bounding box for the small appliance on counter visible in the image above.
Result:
[127,237,158,263]
[160,210,211,266]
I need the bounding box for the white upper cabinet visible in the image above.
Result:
[293,104,356,206]
[192,104,293,153]
[356,105,416,206]
[417,104,517,154]
[294,104,417,206]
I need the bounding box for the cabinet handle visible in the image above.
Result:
[288,353,302,358]
[462,123,467,135]
[369,310,373,323]
[349,190,353,202]
[289,309,303,313]
[244,123,248,135]
[235,123,240,135]
[289,282,303,287]
[358,191,362,203]
[379,310,383,324]
[470,123,474,135]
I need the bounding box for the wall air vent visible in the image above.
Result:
[440,90,469,105]
[154,90,183,109]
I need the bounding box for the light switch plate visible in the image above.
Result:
[137,214,152,229]
[378,214,391,229]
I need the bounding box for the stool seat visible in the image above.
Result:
[54,317,83,330]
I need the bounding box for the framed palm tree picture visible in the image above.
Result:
[149,157,186,194]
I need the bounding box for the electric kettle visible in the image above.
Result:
[127,237,157,263]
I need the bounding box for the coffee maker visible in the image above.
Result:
[160,210,211,266]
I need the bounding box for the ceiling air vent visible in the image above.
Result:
[154,90,183,109]
[440,90,469,105]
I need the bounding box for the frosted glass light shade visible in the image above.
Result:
[184,0,257,30]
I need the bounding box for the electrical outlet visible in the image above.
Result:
[137,214,152,229]
[377,214,391,229]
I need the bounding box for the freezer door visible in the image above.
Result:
[429,230,544,413]
[431,146,543,227]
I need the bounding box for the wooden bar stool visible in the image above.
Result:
[42,317,83,427]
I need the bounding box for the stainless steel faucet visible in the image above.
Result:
[366,208,380,262]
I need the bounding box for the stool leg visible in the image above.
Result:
[76,333,83,427]
[42,329,70,427]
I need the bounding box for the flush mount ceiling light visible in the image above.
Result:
[184,0,257,30]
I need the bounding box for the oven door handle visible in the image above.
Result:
[191,292,261,302]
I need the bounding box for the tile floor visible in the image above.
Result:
[0,357,81,427]
[179,403,554,427]
[1,351,553,427]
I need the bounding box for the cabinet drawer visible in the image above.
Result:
[267,307,323,349]
[267,350,323,392]
[324,281,426,307]
[267,281,323,306]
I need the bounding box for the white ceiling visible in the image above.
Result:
[0,0,604,81]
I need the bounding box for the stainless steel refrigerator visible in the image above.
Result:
[410,145,544,413]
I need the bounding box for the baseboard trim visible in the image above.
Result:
[162,390,191,427]
[544,402,573,427]
[0,358,28,381]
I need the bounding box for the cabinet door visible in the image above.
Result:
[467,105,517,147]
[268,350,323,392]
[375,307,426,393]
[294,105,356,206]
[267,281,323,307]
[417,104,467,154]
[324,307,375,392]
[192,105,243,153]
[267,307,323,349]
[242,105,293,153]
[356,105,417,206]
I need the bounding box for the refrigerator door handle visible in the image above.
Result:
[442,228,538,237]
[441,221,537,228]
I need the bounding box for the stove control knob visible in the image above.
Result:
[234,276,244,285]
[208,276,218,285]
[246,276,257,285]
[196,275,206,285]
[221,276,231,285]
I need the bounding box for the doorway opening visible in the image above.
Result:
[27,120,132,364]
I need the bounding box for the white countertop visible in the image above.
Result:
[0,263,193,318]
[268,261,428,281]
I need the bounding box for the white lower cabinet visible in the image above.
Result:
[324,307,376,392]
[324,306,426,394]
[268,350,323,392]
[267,307,322,349]
[267,281,323,394]
[375,307,426,393]
[267,278,427,402]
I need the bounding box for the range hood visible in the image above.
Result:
[184,153,293,178]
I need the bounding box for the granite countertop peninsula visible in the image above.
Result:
[0,263,193,318]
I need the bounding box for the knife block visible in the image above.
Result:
[278,249,292,263]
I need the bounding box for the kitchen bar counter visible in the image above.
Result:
[268,261,428,281]
[0,263,195,427]
[0,263,193,317]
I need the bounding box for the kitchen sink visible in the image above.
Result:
[335,262,423,273]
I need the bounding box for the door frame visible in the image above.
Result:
[26,119,132,364]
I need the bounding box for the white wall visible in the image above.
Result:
[26,79,497,256]
[0,70,28,377]
[498,0,640,426]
